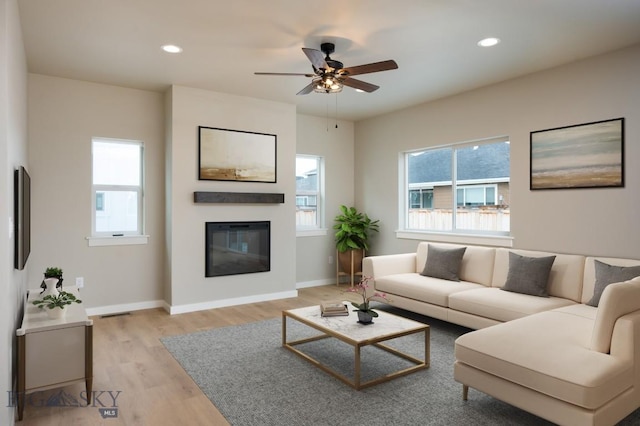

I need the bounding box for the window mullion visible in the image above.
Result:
[451,148,458,231]
[94,184,140,192]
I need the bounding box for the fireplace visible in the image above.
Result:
[205,221,270,277]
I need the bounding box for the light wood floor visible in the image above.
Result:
[18,284,346,425]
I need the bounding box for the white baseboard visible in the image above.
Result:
[296,278,336,289]
[85,284,338,317]
[85,299,165,317]
[167,290,299,315]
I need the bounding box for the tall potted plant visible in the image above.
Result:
[333,205,379,276]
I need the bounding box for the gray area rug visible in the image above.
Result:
[161,308,640,426]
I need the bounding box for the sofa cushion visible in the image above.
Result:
[449,287,575,322]
[374,273,484,307]
[416,242,496,286]
[493,248,585,302]
[586,260,640,307]
[455,311,634,409]
[552,303,598,320]
[590,277,640,353]
[501,252,555,297]
[420,244,466,281]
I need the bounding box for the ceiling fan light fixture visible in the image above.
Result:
[256,43,397,95]
[312,76,343,94]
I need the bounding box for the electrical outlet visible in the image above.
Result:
[76,277,84,288]
[328,256,333,264]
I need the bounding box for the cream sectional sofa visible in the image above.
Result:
[362,242,640,426]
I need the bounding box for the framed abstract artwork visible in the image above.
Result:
[198,126,277,183]
[530,118,624,190]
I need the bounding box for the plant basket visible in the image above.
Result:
[338,249,364,276]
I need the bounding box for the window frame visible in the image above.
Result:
[296,154,326,236]
[88,137,148,246]
[398,137,513,247]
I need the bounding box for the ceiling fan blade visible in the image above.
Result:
[254,72,315,77]
[340,60,398,76]
[341,77,379,93]
[296,82,315,95]
[302,48,328,71]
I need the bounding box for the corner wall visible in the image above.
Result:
[166,86,297,311]
[295,114,355,286]
[1,1,28,424]
[355,44,640,259]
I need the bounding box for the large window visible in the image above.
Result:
[296,155,323,230]
[404,138,510,235]
[92,138,144,237]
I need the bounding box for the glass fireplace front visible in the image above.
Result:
[205,221,270,277]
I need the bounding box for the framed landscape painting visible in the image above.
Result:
[530,118,624,190]
[199,126,277,183]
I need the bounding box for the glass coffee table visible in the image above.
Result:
[282,304,430,390]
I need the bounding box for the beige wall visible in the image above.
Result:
[355,44,640,259]
[1,1,28,425]
[27,75,166,311]
[17,39,640,323]
[26,78,299,314]
[295,114,355,286]
[166,86,297,310]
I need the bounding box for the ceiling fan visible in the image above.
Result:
[255,42,398,95]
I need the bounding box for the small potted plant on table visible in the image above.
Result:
[344,276,390,324]
[32,291,82,320]
[40,266,63,295]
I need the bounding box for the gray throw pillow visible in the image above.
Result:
[586,260,640,307]
[420,244,466,282]
[501,252,556,297]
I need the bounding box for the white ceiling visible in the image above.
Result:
[17,0,640,121]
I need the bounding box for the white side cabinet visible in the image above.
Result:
[16,287,93,421]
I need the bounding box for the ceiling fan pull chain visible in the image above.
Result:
[326,97,329,132]
[335,94,339,129]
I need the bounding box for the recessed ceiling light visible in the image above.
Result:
[355,89,365,93]
[477,37,500,47]
[161,44,183,53]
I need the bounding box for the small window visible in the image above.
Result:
[91,138,144,237]
[456,184,498,207]
[409,188,433,209]
[296,155,323,230]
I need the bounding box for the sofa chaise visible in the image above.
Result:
[362,242,640,425]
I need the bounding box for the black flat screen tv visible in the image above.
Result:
[14,166,31,270]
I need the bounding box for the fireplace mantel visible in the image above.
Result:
[194,191,285,204]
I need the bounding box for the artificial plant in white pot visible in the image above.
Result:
[32,291,82,320]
